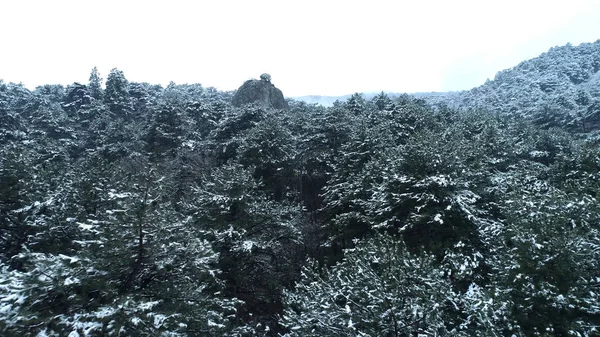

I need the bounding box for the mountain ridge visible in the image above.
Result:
[294,39,600,126]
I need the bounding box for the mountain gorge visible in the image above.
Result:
[0,41,599,336]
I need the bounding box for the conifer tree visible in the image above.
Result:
[88,66,103,100]
[104,68,132,117]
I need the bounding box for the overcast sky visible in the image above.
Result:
[1,0,599,96]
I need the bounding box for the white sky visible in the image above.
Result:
[1,0,599,96]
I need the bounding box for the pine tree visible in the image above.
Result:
[281,234,502,336]
[144,103,185,158]
[104,68,132,117]
[187,163,304,334]
[88,66,103,100]
[62,83,92,118]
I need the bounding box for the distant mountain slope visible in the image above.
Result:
[291,41,600,132]
[293,92,403,107]
[427,40,600,132]
[292,94,353,106]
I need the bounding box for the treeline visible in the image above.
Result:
[1,67,600,336]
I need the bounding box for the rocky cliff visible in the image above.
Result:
[232,74,288,109]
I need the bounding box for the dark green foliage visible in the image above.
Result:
[88,66,103,100]
[185,164,304,333]
[144,104,185,157]
[62,83,92,118]
[282,234,504,337]
[2,44,600,336]
[128,82,161,115]
[0,81,26,142]
[237,116,298,200]
[104,68,133,117]
[0,145,32,265]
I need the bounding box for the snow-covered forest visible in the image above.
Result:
[1,40,600,336]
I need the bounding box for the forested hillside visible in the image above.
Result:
[1,54,600,336]
[424,39,600,135]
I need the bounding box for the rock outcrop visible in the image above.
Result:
[232,74,288,109]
